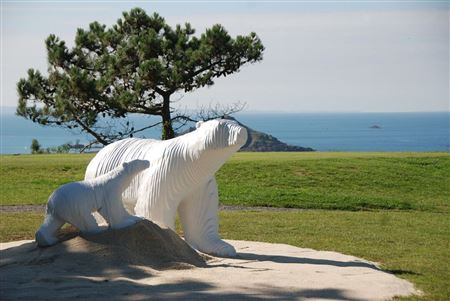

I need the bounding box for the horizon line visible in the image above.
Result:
[1,105,449,115]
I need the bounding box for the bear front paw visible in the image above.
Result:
[197,239,237,257]
[35,229,58,247]
[212,241,237,257]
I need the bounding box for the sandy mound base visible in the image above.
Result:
[2,220,206,272]
[1,223,419,301]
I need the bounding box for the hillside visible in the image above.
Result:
[240,123,314,152]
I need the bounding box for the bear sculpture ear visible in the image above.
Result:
[122,162,129,168]
[195,121,204,129]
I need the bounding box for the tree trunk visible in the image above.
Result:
[161,93,175,140]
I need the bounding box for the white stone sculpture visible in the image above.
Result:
[85,119,248,256]
[35,159,150,247]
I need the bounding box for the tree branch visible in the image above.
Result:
[67,109,108,145]
[79,140,102,153]
[129,121,163,135]
[154,86,167,96]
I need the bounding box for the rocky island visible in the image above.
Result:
[178,117,314,152]
[238,120,315,152]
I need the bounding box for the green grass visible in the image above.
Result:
[0,212,44,242]
[1,152,449,212]
[0,154,94,205]
[218,152,450,212]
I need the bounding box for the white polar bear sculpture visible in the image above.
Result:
[35,159,150,247]
[85,119,248,257]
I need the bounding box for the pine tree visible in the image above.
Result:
[17,8,264,143]
[30,139,41,154]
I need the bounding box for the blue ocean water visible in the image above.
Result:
[1,107,448,154]
[235,112,450,152]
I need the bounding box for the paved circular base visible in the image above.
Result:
[0,239,419,301]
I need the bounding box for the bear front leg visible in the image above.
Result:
[178,177,236,257]
[35,213,65,247]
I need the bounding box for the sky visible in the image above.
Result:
[1,1,449,113]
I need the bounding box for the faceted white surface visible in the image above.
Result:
[35,160,149,246]
[85,119,248,256]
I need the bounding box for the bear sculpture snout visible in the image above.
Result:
[228,124,248,148]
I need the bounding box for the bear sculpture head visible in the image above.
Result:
[122,159,150,173]
[195,119,248,150]
[118,159,150,190]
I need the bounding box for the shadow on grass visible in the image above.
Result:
[235,252,381,271]
[385,269,421,276]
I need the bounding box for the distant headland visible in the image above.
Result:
[223,116,315,152]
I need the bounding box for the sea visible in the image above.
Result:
[1,107,449,154]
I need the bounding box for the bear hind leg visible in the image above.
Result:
[66,212,102,234]
[98,204,142,230]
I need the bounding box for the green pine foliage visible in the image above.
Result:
[17,8,264,142]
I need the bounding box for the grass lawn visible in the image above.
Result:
[0,154,94,206]
[1,152,449,211]
[218,152,450,212]
[1,152,449,300]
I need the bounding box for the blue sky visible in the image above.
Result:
[1,1,449,112]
